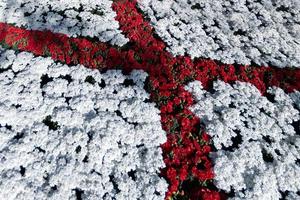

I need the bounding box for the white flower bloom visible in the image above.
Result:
[0,47,168,200]
[0,0,128,46]
[186,80,300,200]
[138,0,300,67]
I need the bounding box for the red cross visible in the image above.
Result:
[0,0,299,199]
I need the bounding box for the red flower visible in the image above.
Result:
[202,133,210,142]
[179,166,188,181]
[203,145,211,154]
[181,118,191,128]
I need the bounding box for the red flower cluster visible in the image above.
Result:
[0,0,299,199]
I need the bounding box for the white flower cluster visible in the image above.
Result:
[0,47,168,200]
[0,0,128,45]
[186,80,300,199]
[138,0,300,68]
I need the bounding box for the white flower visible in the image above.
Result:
[0,0,128,46]
[186,80,300,200]
[0,47,168,200]
[138,0,300,67]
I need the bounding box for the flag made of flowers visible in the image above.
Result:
[0,0,299,200]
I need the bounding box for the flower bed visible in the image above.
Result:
[0,47,167,199]
[0,0,299,199]
[0,0,128,45]
[186,80,300,199]
[138,0,300,67]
